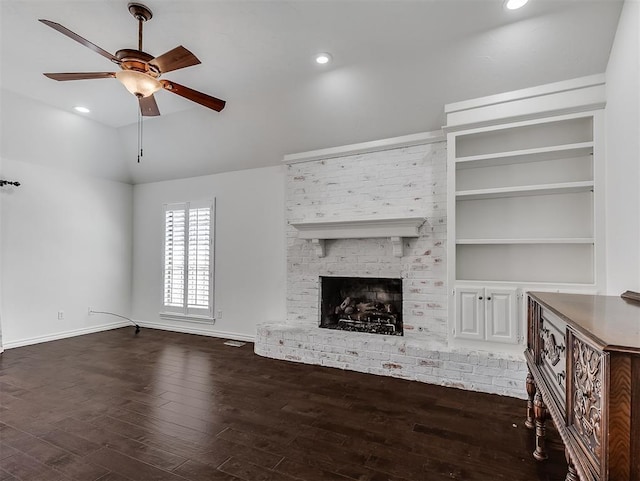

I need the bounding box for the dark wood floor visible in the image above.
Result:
[0,327,567,481]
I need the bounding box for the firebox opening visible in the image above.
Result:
[320,276,403,336]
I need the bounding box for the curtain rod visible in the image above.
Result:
[0,180,20,187]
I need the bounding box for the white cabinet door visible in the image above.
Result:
[455,287,519,343]
[455,287,484,340]
[485,288,518,344]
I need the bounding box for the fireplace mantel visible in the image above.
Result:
[290,217,426,257]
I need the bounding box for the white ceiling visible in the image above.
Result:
[1,0,624,184]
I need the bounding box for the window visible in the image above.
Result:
[161,200,214,321]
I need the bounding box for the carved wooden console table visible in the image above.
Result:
[525,292,640,481]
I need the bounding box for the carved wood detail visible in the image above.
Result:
[527,297,537,358]
[565,447,579,481]
[533,391,548,461]
[540,325,565,366]
[525,371,536,429]
[571,336,604,464]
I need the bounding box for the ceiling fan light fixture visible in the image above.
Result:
[115,70,162,97]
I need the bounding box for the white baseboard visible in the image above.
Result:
[2,321,130,350]
[135,320,255,343]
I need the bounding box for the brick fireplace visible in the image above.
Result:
[255,133,526,398]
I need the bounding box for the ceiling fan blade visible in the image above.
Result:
[139,95,161,117]
[150,46,201,74]
[161,80,226,112]
[39,19,120,64]
[44,72,116,81]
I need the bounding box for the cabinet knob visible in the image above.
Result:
[487,297,492,301]
[479,296,483,300]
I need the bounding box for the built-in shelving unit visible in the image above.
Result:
[445,73,606,348]
[449,113,602,290]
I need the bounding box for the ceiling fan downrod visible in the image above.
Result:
[127,3,152,51]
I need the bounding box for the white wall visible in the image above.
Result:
[605,0,640,294]
[0,90,133,348]
[132,166,286,341]
[1,160,133,347]
[0,144,3,351]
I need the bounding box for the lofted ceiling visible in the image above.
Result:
[1,0,624,184]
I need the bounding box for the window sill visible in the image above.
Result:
[159,312,215,324]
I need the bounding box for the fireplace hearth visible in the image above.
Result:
[320,276,403,336]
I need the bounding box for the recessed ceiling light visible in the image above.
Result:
[504,0,529,10]
[315,53,332,65]
[74,106,90,113]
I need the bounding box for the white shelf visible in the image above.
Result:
[456,238,594,245]
[455,279,597,288]
[455,142,593,169]
[456,181,593,200]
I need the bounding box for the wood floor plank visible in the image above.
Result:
[0,469,19,481]
[274,457,355,481]
[2,430,70,466]
[171,459,242,480]
[84,447,186,481]
[1,451,67,481]
[218,457,299,481]
[39,428,103,457]
[54,415,189,472]
[105,437,189,472]
[45,453,111,481]
[0,443,20,461]
[95,472,133,481]
[0,327,568,481]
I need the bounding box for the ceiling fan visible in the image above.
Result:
[40,2,226,117]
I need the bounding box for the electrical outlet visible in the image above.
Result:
[217,310,223,319]
[57,310,64,320]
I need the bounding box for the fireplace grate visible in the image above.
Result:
[320,276,403,336]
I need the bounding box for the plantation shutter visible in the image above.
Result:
[187,206,211,312]
[162,200,214,318]
[164,204,186,308]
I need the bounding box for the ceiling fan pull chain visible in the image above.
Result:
[137,107,142,163]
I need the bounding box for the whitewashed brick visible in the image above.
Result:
[366,350,391,361]
[461,372,494,385]
[431,367,462,380]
